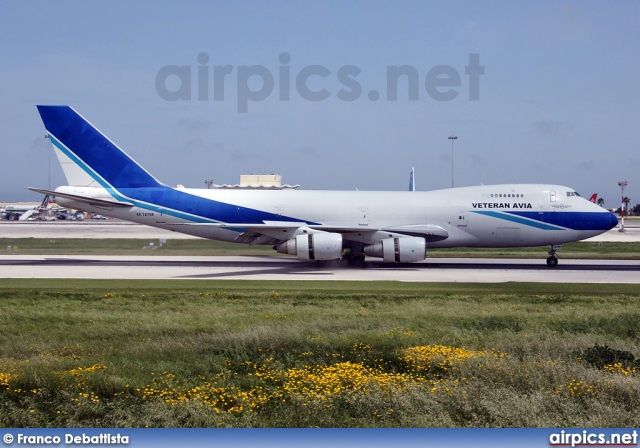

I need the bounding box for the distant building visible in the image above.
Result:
[214,174,300,190]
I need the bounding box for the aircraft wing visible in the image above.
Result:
[165,221,307,245]
[26,188,134,208]
[379,225,449,241]
[165,221,449,243]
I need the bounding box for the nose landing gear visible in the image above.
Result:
[546,244,562,267]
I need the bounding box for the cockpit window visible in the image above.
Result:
[566,191,581,197]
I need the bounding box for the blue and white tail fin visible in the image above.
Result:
[37,106,163,190]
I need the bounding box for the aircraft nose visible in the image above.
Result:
[609,212,619,229]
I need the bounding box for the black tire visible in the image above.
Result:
[546,257,558,267]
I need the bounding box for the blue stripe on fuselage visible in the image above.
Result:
[506,210,617,231]
[471,210,565,230]
[119,187,318,225]
[472,210,617,231]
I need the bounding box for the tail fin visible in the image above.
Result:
[37,106,162,189]
[38,195,50,210]
[589,193,597,203]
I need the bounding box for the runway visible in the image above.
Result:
[1,255,639,283]
[1,220,639,283]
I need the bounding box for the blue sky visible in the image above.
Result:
[1,1,638,207]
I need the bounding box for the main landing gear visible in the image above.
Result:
[546,245,562,267]
[342,246,366,266]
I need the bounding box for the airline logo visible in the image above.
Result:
[472,202,533,209]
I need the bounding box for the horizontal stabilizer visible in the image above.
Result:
[26,187,134,208]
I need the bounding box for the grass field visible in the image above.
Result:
[1,280,639,427]
[3,238,640,259]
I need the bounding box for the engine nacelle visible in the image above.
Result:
[363,236,426,263]
[277,232,343,260]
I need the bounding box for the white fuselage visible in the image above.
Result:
[53,183,615,249]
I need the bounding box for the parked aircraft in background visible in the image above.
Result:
[409,167,415,192]
[1,195,52,220]
[30,105,618,267]
[588,193,597,203]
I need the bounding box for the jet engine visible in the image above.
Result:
[363,236,426,263]
[277,232,343,260]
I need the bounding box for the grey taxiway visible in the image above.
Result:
[1,221,638,283]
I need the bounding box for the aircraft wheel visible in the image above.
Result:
[347,254,366,265]
[546,257,558,268]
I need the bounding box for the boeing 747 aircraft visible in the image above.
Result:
[29,106,618,267]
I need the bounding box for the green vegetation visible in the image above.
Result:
[2,238,640,259]
[1,238,277,256]
[1,280,639,427]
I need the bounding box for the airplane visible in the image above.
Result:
[1,195,52,221]
[588,193,597,203]
[29,105,618,268]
